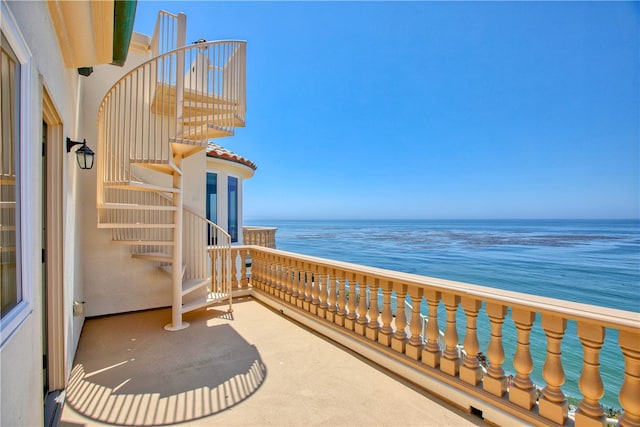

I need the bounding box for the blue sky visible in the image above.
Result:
[133,1,639,220]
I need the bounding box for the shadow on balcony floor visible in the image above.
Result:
[63,304,266,425]
[61,297,481,426]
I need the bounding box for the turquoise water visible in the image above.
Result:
[246,219,640,409]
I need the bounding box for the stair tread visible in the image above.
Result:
[170,143,206,159]
[182,113,244,127]
[98,223,175,229]
[181,292,229,314]
[130,158,182,176]
[111,240,175,245]
[132,251,172,262]
[159,264,186,277]
[102,203,177,211]
[129,181,180,193]
[182,278,210,296]
[180,125,233,140]
[104,182,180,193]
[153,83,240,106]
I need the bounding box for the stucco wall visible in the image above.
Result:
[76,38,184,317]
[0,1,80,426]
[206,157,254,243]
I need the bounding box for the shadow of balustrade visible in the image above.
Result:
[64,308,267,426]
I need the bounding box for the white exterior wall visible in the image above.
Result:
[206,158,254,244]
[77,35,210,317]
[184,151,207,215]
[0,2,81,426]
[76,35,187,317]
[0,5,252,422]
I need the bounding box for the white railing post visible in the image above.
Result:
[174,13,187,141]
[165,155,186,331]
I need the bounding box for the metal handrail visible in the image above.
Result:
[150,10,179,56]
[97,40,246,188]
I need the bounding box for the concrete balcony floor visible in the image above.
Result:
[60,297,482,426]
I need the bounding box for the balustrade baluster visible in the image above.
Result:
[239,248,248,289]
[335,275,347,327]
[304,265,313,312]
[366,278,380,341]
[345,274,358,331]
[291,261,300,306]
[510,308,537,409]
[297,262,307,309]
[422,290,441,368]
[271,255,280,297]
[378,281,393,346]
[279,257,287,298]
[391,284,407,354]
[460,297,482,386]
[264,253,273,292]
[291,261,300,307]
[355,275,369,336]
[279,257,288,300]
[257,251,265,290]
[310,266,321,315]
[406,286,423,360]
[280,258,288,302]
[575,322,605,427]
[539,314,568,425]
[619,329,640,427]
[440,293,460,376]
[326,271,338,322]
[252,251,262,290]
[484,303,508,397]
[297,263,305,306]
[318,267,329,318]
[230,249,239,290]
[274,256,282,297]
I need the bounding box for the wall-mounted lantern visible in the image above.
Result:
[66,138,95,170]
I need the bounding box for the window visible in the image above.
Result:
[1,32,21,318]
[228,176,238,243]
[206,173,217,224]
[1,2,32,347]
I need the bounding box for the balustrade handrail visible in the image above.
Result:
[243,226,278,230]
[244,246,638,331]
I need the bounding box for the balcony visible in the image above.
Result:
[60,298,479,426]
[61,245,639,426]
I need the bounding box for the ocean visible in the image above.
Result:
[245,219,640,409]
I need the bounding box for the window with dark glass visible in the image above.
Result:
[206,173,217,224]
[1,32,21,318]
[228,176,238,243]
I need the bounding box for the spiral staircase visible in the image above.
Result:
[96,12,246,330]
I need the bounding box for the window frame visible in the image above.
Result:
[1,1,33,348]
[227,175,238,243]
[206,172,217,225]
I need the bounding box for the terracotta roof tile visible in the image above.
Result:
[206,142,257,171]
